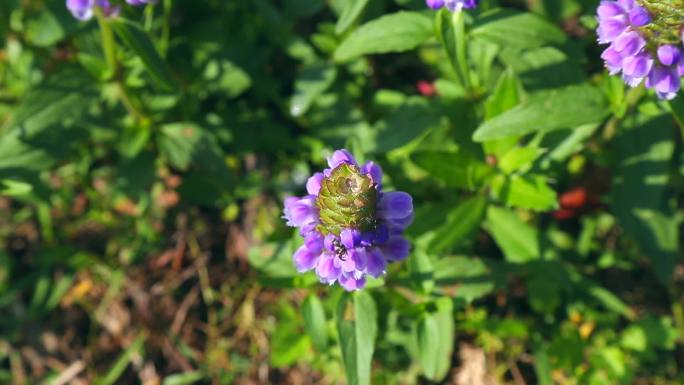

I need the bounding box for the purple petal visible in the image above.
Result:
[613,31,645,56]
[425,0,444,9]
[340,228,361,249]
[597,18,628,43]
[323,233,337,252]
[597,2,623,18]
[349,248,367,270]
[283,195,318,229]
[657,45,681,66]
[444,0,477,11]
[601,45,624,75]
[656,90,678,100]
[366,249,387,278]
[306,172,324,195]
[361,161,383,187]
[304,231,324,255]
[384,212,415,231]
[616,0,635,10]
[293,245,320,272]
[622,52,653,78]
[316,253,341,283]
[628,6,650,26]
[382,236,411,261]
[66,0,95,20]
[379,191,413,220]
[339,273,366,291]
[327,149,357,169]
[648,66,681,96]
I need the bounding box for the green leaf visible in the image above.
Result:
[486,206,540,263]
[0,179,33,197]
[471,9,566,50]
[412,150,493,190]
[334,12,432,62]
[271,320,311,367]
[111,19,175,89]
[369,97,440,153]
[45,274,74,310]
[247,240,297,281]
[533,346,554,385]
[202,59,252,98]
[25,10,65,47]
[498,147,544,174]
[612,114,679,284]
[433,256,494,302]
[669,96,684,128]
[162,372,205,385]
[484,69,522,120]
[0,132,56,172]
[30,274,51,312]
[491,174,558,211]
[337,291,378,385]
[94,334,145,385]
[157,123,231,178]
[302,294,328,352]
[335,0,370,34]
[428,196,487,254]
[5,71,95,137]
[621,316,679,352]
[526,262,565,314]
[584,282,634,319]
[408,249,434,294]
[500,46,585,91]
[436,8,470,88]
[416,298,454,381]
[473,85,609,141]
[290,62,337,117]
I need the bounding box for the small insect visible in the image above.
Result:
[332,238,348,261]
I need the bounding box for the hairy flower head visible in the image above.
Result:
[283,150,413,291]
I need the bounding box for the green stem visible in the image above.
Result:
[672,301,684,343]
[160,0,173,56]
[667,99,684,141]
[602,85,645,141]
[95,8,117,80]
[452,10,472,93]
[144,4,155,31]
[95,7,149,125]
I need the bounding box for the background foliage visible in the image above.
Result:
[1,0,684,384]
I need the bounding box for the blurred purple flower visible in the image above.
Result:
[66,0,119,20]
[426,0,477,11]
[283,150,413,291]
[596,0,684,100]
[126,0,158,5]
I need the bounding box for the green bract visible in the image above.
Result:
[316,164,378,235]
[639,0,684,45]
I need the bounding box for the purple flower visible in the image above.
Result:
[126,0,157,5]
[283,149,414,291]
[426,0,444,9]
[647,66,681,100]
[596,1,684,100]
[426,0,477,12]
[66,0,119,20]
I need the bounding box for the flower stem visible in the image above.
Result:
[95,7,117,80]
[160,0,173,56]
[95,7,149,125]
[602,85,645,141]
[452,10,472,94]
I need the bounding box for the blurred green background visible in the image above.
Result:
[1,0,683,384]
